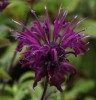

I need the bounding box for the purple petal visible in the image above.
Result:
[31,10,48,43]
[17,41,23,52]
[44,6,51,42]
[62,62,77,74]
[53,8,68,41]
[33,67,45,88]
[50,72,65,92]
[72,18,86,30]
[51,48,58,62]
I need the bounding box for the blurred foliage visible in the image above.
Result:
[0,0,96,100]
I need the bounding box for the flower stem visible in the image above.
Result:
[40,76,49,100]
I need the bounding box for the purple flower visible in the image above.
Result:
[0,0,9,11]
[13,6,88,91]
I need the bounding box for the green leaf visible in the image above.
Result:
[45,0,79,12]
[0,69,11,79]
[0,84,13,95]
[61,0,79,12]
[0,96,13,100]
[33,2,45,13]
[19,71,35,83]
[76,19,96,38]
[30,84,42,100]
[0,13,10,25]
[12,83,18,94]
[84,96,95,100]
[65,79,95,100]
[0,25,9,38]
[0,42,19,68]
[0,42,17,59]
[18,80,34,90]
[6,1,29,20]
[0,39,11,48]
[14,89,29,100]
[79,40,96,79]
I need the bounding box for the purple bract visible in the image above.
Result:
[13,6,88,91]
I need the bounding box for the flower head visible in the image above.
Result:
[13,6,88,91]
[0,0,9,11]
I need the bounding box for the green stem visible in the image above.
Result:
[40,76,49,100]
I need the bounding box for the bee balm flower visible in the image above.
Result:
[13,6,88,91]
